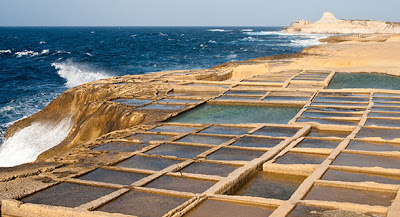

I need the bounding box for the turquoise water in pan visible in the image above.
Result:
[328,73,400,89]
[168,104,301,124]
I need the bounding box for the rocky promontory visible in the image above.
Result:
[285,12,400,34]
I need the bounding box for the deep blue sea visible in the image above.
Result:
[0,26,328,147]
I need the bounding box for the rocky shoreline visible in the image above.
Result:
[1,32,400,216]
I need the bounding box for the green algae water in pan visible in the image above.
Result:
[168,104,301,124]
[328,72,400,89]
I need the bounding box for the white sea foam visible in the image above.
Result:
[227,54,238,59]
[208,40,217,43]
[159,32,168,37]
[0,117,73,167]
[241,29,253,32]
[15,49,50,58]
[239,37,264,42]
[55,50,71,54]
[52,60,112,87]
[85,52,93,57]
[245,31,330,47]
[0,49,11,54]
[15,50,36,57]
[207,29,232,32]
[39,41,46,44]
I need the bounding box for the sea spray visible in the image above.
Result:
[0,117,73,167]
[52,60,112,87]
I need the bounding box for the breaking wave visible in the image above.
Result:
[15,49,49,58]
[0,117,73,167]
[52,60,112,87]
[245,31,329,47]
[239,37,265,42]
[207,29,232,32]
[0,49,11,54]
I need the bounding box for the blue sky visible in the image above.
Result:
[0,0,399,26]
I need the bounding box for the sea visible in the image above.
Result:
[0,26,329,166]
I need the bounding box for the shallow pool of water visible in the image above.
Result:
[145,143,210,159]
[304,185,396,206]
[231,171,306,200]
[168,104,301,124]
[180,161,240,177]
[185,199,275,217]
[328,72,400,89]
[207,148,265,162]
[78,168,148,185]
[321,169,400,185]
[21,183,115,208]
[96,190,188,216]
[145,175,216,193]
[116,155,182,171]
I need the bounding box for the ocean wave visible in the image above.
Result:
[288,38,324,47]
[159,32,168,37]
[52,60,112,87]
[39,41,46,44]
[239,37,265,42]
[241,29,253,32]
[0,117,73,167]
[0,49,11,55]
[55,50,71,54]
[245,31,288,36]
[227,54,238,59]
[207,29,232,32]
[15,49,49,58]
[208,40,217,43]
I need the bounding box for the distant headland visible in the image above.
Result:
[284,12,400,34]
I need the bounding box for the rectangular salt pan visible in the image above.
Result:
[168,104,301,124]
[275,152,327,165]
[185,199,275,217]
[347,140,400,152]
[78,168,148,185]
[199,126,251,136]
[145,175,216,193]
[180,161,240,177]
[295,138,340,149]
[231,136,283,148]
[322,169,400,185]
[333,152,400,169]
[21,183,115,208]
[231,171,305,200]
[207,148,265,162]
[96,190,188,216]
[251,126,299,137]
[145,143,210,159]
[116,155,182,171]
[177,134,234,145]
[357,127,400,140]
[304,185,396,206]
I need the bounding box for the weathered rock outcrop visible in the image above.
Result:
[285,12,400,34]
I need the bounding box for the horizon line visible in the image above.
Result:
[0,25,287,28]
